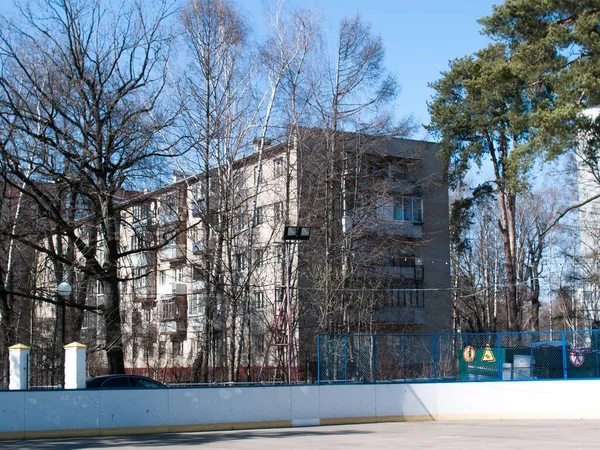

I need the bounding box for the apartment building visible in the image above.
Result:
[576,108,600,329]
[68,129,451,381]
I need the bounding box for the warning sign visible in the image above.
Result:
[482,344,496,362]
[463,345,475,363]
[570,348,585,367]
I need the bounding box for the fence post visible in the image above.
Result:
[64,342,87,389]
[372,334,377,383]
[432,334,438,381]
[595,330,600,378]
[344,335,347,382]
[317,334,321,384]
[562,331,568,379]
[403,336,406,381]
[9,344,30,390]
[497,332,502,380]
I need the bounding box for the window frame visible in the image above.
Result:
[393,196,423,223]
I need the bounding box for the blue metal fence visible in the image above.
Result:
[317,330,600,383]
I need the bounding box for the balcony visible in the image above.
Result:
[360,265,424,281]
[191,200,206,218]
[192,240,205,254]
[132,285,155,302]
[172,283,187,295]
[373,306,425,325]
[375,220,423,239]
[159,244,185,261]
[191,279,205,292]
[159,296,187,335]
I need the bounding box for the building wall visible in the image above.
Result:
[577,107,600,328]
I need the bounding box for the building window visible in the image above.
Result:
[252,334,265,353]
[132,310,142,326]
[276,286,285,303]
[236,253,246,272]
[97,288,105,307]
[159,193,178,224]
[253,291,265,311]
[145,341,155,358]
[255,206,264,226]
[132,204,152,222]
[161,299,179,320]
[273,202,284,222]
[274,247,283,267]
[235,214,247,232]
[273,158,284,177]
[172,339,183,356]
[130,232,144,250]
[191,182,205,201]
[160,270,167,285]
[209,177,218,195]
[254,248,263,267]
[82,311,91,329]
[132,267,147,291]
[172,267,184,283]
[394,196,423,222]
[189,292,205,317]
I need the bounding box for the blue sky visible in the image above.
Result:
[4,0,497,139]
[244,0,497,139]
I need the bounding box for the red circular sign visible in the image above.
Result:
[569,348,585,367]
[463,345,475,363]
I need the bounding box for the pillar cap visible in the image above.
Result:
[9,343,31,351]
[64,342,87,349]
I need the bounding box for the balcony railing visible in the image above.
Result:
[172,283,187,295]
[159,244,185,261]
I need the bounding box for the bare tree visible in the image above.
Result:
[0,0,179,373]
[303,13,414,337]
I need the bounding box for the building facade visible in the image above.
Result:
[34,130,451,382]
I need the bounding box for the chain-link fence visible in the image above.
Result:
[317,330,600,383]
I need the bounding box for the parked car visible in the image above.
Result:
[85,374,166,389]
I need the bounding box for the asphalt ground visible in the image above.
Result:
[1,420,597,449]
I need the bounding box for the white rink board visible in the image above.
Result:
[25,390,100,431]
[318,384,377,419]
[98,389,169,429]
[168,387,234,425]
[3,380,600,438]
[0,391,25,434]
[435,380,600,419]
[374,383,436,419]
[290,385,320,426]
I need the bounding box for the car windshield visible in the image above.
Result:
[101,377,131,388]
[130,377,164,388]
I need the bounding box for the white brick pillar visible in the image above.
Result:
[64,342,87,389]
[9,343,30,390]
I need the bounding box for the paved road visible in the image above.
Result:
[2,421,598,449]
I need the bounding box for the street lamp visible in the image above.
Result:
[57,282,72,299]
[282,225,310,383]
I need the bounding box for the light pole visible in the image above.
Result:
[57,282,72,347]
[282,226,310,383]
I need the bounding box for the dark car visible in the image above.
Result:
[85,374,166,389]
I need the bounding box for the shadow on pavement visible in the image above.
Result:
[1,427,372,449]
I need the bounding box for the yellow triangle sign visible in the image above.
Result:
[482,344,496,362]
